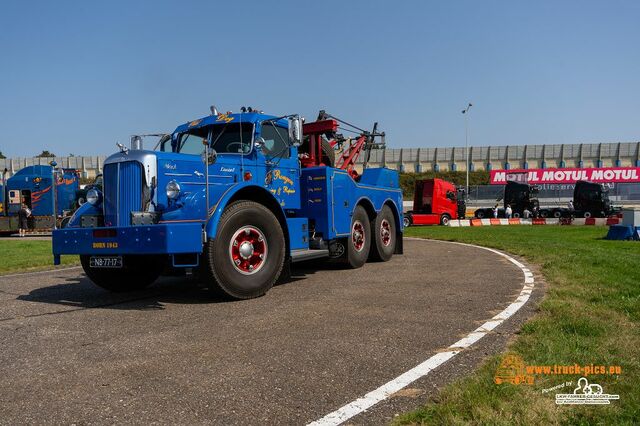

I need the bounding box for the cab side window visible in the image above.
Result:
[261,124,290,159]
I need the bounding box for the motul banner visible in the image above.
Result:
[490,167,640,185]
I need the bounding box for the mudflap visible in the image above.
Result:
[395,233,404,255]
[277,258,292,284]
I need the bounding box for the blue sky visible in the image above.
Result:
[0,0,638,157]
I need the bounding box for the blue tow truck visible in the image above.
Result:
[53,107,403,299]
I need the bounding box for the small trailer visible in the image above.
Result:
[403,178,465,226]
[53,106,403,299]
[0,165,79,234]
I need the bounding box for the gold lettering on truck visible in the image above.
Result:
[92,242,118,249]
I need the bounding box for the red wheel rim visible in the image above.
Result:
[380,218,392,247]
[228,226,268,275]
[352,220,365,252]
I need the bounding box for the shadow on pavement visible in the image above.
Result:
[16,260,336,311]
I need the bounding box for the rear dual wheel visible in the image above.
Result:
[370,205,397,262]
[342,205,372,268]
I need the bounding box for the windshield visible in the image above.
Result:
[163,123,254,155]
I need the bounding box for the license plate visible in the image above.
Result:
[89,256,123,268]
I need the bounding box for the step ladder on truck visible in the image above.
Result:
[52,106,403,299]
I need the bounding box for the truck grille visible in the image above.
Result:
[103,161,143,226]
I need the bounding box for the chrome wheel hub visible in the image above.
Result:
[352,220,365,252]
[229,226,267,275]
[380,219,392,247]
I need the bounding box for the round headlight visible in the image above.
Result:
[166,180,181,199]
[86,189,101,205]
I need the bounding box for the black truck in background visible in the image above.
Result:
[474,180,618,219]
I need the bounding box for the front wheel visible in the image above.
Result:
[80,255,164,292]
[203,200,285,300]
[440,213,451,226]
[403,215,412,228]
[370,205,396,262]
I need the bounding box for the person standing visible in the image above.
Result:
[18,203,31,237]
[505,204,513,219]
[493,204,499,218]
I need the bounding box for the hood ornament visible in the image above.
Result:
[116,142,129,154]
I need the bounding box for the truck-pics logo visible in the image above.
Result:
[555,378,620,405]
[494,354,535,385]
[495,354,623,406]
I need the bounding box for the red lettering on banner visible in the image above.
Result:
[490,167,640,184]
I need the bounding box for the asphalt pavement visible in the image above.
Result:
[0,239,539,425]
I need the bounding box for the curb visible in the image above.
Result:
[449,217,620,227]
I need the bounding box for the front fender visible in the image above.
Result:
[67,202,102,227]
[205,183,283,239]
[159,187,207,222]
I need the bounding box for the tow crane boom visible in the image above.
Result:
[301,110,386,179]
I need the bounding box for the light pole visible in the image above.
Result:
[50,160,57,230]
[461,103,473,197]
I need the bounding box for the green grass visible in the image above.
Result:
[0,240,78,275]
[396,226,640,425]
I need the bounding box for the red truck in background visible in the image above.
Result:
[403,178,466,227]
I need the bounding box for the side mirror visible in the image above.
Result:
[288,116,303,147]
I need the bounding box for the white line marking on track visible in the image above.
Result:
[308,238,535,426]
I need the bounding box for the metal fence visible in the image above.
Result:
[0,156,106,178]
